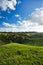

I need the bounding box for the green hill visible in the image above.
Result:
[0,43,43,65]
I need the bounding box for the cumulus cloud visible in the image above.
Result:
[0,0,17,11]
[2,20,34,28]
[2,20,38,32]
[1,7,43,32]
[31,7,43,25]
[2,22,17,27]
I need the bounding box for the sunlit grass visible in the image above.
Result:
[0,43,43,65]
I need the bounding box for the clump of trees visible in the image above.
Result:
[0,32,30,44]
[0,32,43,46]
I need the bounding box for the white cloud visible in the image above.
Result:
[29,7,43,32]
[15,14,20,17]
[37,25,43,32]
[31,7,43,25]
[2,20,34,28]
[15,14,22,21]
[30,25,43,32]
[0,28,18,32]
[2,22,17,27]
[1,7,43,32]
[1,22,43,32]
[0,0,17,11]
[2,20,38,32]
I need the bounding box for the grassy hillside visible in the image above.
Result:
[0,43,43,65]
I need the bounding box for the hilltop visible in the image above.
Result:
[0,43,43,65]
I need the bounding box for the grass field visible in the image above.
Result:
[0,43,43,65]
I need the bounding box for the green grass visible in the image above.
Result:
[0,43,43,65]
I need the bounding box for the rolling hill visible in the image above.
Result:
[0,43,43,65]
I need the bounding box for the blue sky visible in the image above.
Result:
[0,0,43,32]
